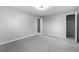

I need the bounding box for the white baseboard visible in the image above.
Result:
[0,33,38,45]
[43,33,66,39]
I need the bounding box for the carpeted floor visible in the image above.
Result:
[0,34,79,52]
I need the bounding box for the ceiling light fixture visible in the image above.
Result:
[34,6,48,10]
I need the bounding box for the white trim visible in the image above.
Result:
[75,11,77,42]
[43,33,66,39]
[36,17,38,33]
[40,17,43,35]
[0,33,38,45]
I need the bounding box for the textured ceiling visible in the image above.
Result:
[11,6,78,16]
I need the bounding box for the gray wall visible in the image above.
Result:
[43,12,75,38]
[0,7,37,43]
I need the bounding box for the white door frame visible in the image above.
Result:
[75,11,77,42]
[37,17,43,34]
[40,17,43,34]
[66,11,77,43]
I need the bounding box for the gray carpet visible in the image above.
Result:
[0,34,79,52]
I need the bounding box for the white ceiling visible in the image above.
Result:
[12,6,78,16]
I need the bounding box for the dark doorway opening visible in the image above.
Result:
[77,13,79,42]
[66,14,75,39]
[37,18,40,33]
